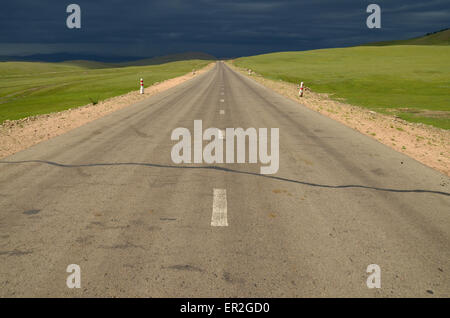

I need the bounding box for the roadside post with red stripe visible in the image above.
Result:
[140,78,144,94]
[299,82,304,97]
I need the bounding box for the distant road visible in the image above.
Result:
[0,62,449,297]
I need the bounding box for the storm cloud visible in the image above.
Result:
[0,0,448,59]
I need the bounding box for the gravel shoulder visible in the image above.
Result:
[229,62,449,177]
[0,63,214,159]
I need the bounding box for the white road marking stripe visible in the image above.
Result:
[220,99,225,102]
[220,110,225,115]
[211,189,228,226]
[218,129,225,139]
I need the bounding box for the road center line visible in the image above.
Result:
[211,189,228,227]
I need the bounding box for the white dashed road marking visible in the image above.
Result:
[220,110,225,115]
[211,189,228,227]
[220,99,225,102]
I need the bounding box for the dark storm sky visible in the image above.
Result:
[0,0,448,58]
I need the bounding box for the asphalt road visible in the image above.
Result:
[0,62,449,297]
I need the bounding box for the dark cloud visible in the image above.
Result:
[0,0,448,58]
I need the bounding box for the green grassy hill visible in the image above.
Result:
[365,28,450,46]
[234,45,450,129]
[0,58,212,123]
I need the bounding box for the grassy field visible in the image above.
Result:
[234,45,450,129]
[0,59,211,123]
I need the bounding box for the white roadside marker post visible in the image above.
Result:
[140,78,144,94]
[299,82,304,97]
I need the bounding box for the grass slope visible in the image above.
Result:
[365,29,450,46]
[0,59,211,123]
[234,45,450,129]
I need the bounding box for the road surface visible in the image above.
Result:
[0,62,449,297]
